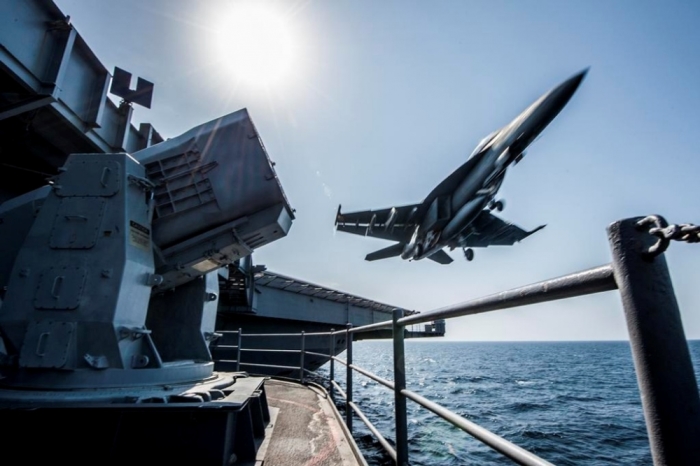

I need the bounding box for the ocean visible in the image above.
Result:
[315,340,700,465]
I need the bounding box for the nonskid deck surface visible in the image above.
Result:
[263,379,363,466]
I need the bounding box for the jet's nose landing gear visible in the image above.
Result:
[463,248,474,261]
[488,199,505,212]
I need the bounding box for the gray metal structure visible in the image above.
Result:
[0,0,433,380]
[335,69,587,264]
[134,108,294,291]
[0,108,293,391]
[0,110,291,463]
[0,3,438,462]
[0,0,164,204]
[214,265,445,376]
[0,3,295,455]
[0,0,444,385]
[0,107,293,463]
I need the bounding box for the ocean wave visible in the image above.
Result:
[554,393,606,402]
[519,429,565,439]
[326,340,689,465]
[507,401,550,412]
[516,379,538,386]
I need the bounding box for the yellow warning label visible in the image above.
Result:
[129,220,150,251]
[192,259,220,273]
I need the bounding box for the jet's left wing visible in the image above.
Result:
[452,211,546,248]
[335,204,420,242]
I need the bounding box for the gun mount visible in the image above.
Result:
[0,109,294,393]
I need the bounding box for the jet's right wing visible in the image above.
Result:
[335,204,420,242]
[453,210,546,248]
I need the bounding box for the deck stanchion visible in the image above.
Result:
[346,323,353,433]
[300,331,306,383]
[608,217,700,466]
[330,328,335,398]
[236,328,242,372]
[393,308,409,466]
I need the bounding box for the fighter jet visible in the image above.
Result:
[335,69,587,264]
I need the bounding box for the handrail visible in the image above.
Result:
[331,321,392,335]
[400,388,554,466]
[239,362,299,371]
[349,364,394,390]
[349,401,397,462]
[331,380,347,399]
[211,216,700,466]
[240,348,299,353]
[397,264,616,326]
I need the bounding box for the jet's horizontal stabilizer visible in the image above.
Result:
[427,249,454,264]
[365,243,405,261]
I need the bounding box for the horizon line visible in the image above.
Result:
[389,339,700,343]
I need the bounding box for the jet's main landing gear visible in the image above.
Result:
[463,248,474,261]
[488,199,505,212]
[514,150,526,165]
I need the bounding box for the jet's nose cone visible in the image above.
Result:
[560,67,589,93]
[567,67,589,89]
[550,67,589,108]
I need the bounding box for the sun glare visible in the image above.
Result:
[215,3,298,89]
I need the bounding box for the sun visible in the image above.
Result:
[214,3,298,89]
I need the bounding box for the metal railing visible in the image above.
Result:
[212,330,322,383]
[212,216,700,466]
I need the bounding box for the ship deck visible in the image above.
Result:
[259,379,365,466]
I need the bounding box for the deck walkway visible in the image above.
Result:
[260,379,365,466]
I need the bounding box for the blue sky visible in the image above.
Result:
[55,0,700,340]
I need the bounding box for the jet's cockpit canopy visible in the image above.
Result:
[469,130,499,158]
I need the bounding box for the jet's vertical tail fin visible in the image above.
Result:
[365,243,405,261]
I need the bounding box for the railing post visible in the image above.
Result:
[346,323,353,433]
[393,308,409,466]
[236,328,242,372]
[608,217,700,466]
[329,328,335,399]
[300,331,306,384]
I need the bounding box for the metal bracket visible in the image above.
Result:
[110,67,154,109]
[204,332,223,342]
[146,274,164,287]
[84,353,109,369]
[131,354,150,368]
[118,326,152,341]
[128,174,156,191]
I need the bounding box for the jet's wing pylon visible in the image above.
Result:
[426,249,454,264]
[453,211,546,248]
[335,203,420,242]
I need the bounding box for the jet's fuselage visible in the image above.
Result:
[408,69,588,262]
